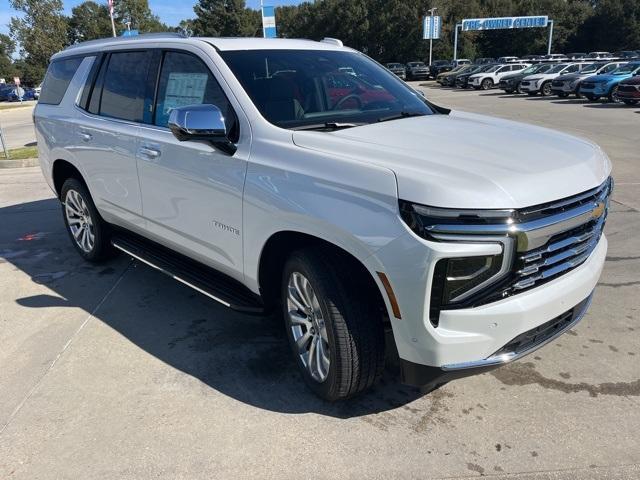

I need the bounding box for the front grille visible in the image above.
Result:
[520,81,530,86]
[491,295,590,358]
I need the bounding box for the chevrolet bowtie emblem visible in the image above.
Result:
[591,201,606,219]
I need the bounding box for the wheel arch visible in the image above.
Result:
[257,230,389,322]
[52,159,87,199]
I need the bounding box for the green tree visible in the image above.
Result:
[68,1,114,43]
[0,34,17,78]
[192,0,259,37]
[114,0,169,33]
[9,0,68,84]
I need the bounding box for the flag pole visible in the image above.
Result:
[109,0,116,37]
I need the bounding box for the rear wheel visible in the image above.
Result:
[540,81,552,96]
[282,248,385,401]
[481,78,493,90]
[61,178,112,262]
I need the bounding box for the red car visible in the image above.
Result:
[326,72,395,110]
[618,76,640,105]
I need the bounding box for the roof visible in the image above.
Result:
[55,34,348,60]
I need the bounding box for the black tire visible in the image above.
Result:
[608,85,620,103]
[281,248,385,401]
[481,78,493,90]
[585,94,599,102]
[60,178,112,262]
[540,81,552,96]
[558,92,569,98]
[504,88,514,94]
[623,99,639,106]
[527,91,538,96]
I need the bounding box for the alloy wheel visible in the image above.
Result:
[64,189,95,253]
[286,272,330,382]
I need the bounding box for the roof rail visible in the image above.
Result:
[321,37,343,47]
[65,32,188,50]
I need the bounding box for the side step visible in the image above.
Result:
[111,232,266,315]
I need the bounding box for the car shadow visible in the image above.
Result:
[2,198,426,418]
[549,99,589,105]
[478,91,507,96]
[582,103,628,109]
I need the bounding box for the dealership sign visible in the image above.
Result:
[462,15,548,31]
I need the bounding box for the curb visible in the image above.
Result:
[0,157,39,168]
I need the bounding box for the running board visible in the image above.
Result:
[111,233,266,315]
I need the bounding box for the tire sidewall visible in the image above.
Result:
[281,254,340,400]
[61,178,108,262]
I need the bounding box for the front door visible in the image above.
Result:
[136,48,249,280]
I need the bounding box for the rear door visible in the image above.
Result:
[135,47,250,280]
[75,50,157,228]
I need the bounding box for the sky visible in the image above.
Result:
[0,0,305,36]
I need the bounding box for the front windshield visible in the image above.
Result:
[613,63,640,74]
[219,49,433,129]
[581,63,603,74]
[547,64,569,74]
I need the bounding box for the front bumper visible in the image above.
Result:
[551,82,577,94]
[618,90,640,99]
[520,81,541,93]
[400,292,592,388]
[364,228,607,371]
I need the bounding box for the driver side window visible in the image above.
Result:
[154,51,237,139]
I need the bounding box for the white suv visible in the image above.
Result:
[468,63,529,90]
[35,35,611,401]
[520,63,588,96]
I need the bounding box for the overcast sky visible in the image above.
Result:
[0,0,305,36]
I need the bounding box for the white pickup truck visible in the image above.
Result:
[35,34,611,401]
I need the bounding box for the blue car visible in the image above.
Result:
[579,61,640,102]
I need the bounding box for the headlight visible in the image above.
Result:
[400,201,515,323]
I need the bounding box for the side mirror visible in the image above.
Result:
[168,104,236,155]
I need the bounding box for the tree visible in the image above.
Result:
[9,0,68,84]
[68,1,113,43]
[192,0,260,37]
[0,34,16,78]
[114,0,169,33]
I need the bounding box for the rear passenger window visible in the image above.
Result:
[39,57,83,105]
[100,51,153,122]
[154,51,236,136]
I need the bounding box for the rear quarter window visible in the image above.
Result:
[39,57,84,105]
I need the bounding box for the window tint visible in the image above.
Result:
[154,51,236,135]
[566,65,580,73]
[100,51,153,122]
[39,57,83,105]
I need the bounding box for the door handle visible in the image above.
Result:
[80,132,92,142]
[138,146,161,159]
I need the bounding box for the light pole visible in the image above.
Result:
[427,7,437,66]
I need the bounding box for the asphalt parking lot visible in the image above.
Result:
[1,87,639,479]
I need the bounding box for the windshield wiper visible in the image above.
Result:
[376,111,427,123]
[292,122,364,131]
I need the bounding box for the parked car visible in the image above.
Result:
[35,34,612,401]
[579,61,640,102]
[451,58,472,68]
[429,59,452,78]
[436,65,467,85]
[587,52,613,60]
[499,63,554,94]
[406,61,429,80]
[439,64,477,87]
[386,63,406,80]
[6,86,26,101]
[551,62,626,98]
[520,63,587,96]
[567,53,587,60]
[612,51,640,60]
[542,53,569,62]
[455,64,498,89]
[520,54,544,62]
[468,63,529,90]
[0,84,13,101]
[474,57,495,65]
[33,84,42,99]
[496,56,519,63]
[617,75,640,105]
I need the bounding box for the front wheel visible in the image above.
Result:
[61,178,112,262]
[481,78,493,90]
[608,86,620,103]
[623,99,639,106]
[540,81,552,96]
[282,249,385,401]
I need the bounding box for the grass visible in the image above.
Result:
[0,145,38,160]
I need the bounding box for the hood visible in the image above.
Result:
[292,112,610,209]
[589,73,631,83]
